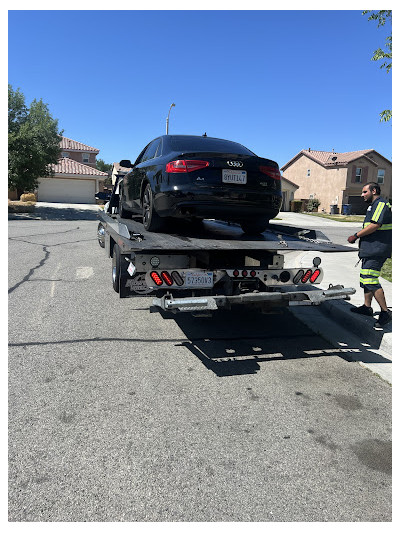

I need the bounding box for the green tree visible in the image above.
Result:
[8,85,63,196]
[96,158,112,172]
[363,10,392,122]
[96,159,112,184]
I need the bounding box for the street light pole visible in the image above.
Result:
[166,103,175,134]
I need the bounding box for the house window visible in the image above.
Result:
[61,152,69,158]
[377,169,385,184]
[82,153,90,163]
[355,168,362,183]
[307,169,311,176]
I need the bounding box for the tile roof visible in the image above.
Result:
[304,149,375,166]
[113,162,131,173]
[52,158,109,176]
[281,148,378,171]
[60,136,100,153]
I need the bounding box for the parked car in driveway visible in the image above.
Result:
[119,134,282,233]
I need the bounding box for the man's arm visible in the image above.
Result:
[347,222,381,243]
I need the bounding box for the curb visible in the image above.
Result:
[320,299,392,358]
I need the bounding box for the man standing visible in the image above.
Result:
[347,182,392,326]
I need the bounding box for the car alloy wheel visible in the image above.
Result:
[142,184,164,232]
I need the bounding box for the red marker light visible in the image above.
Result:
[301,269,313,283]
[161,271,173,286]
[310,269,321,283]
[150,271,163,286]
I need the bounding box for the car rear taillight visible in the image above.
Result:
[166,160,210,173]
[259,166,281,180]
[310,269,321,283]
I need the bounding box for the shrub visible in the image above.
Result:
[20,193,37,203]
[291,200,303,213]
[307,198,321,212]
[8,200,35,213]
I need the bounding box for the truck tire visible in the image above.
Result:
[142,184,164,232]
[97,222,105,248]
[112,243,122,293]
[240,219,269,234]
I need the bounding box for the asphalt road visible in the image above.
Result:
[8,210,391,522]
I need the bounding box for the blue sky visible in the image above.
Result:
[8,8,392,168]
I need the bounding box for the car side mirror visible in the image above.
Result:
[119,159,133,168]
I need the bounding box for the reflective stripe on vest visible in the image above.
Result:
[362,222,392,230]
[371,201,386,222]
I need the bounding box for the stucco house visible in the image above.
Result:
[36,136,109,203]
[280,148,392,214]
[280,176,299,211]
[111,162,131,186]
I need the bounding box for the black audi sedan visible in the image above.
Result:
[118,135,282,233]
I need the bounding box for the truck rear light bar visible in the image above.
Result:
[147,267,323,290]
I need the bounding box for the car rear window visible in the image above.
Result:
[168,136,255,155]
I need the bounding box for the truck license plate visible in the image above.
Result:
[185,272,214,287]
[222,169,247,184]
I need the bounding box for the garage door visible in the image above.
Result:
[348,196,368,215]
[38,178,96,204]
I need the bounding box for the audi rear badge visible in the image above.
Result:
[227,160,243,168]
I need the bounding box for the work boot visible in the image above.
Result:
[350,304,374,316]
[375,309,392,327]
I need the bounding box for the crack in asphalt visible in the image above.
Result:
[8,227,80,239]
[8,236,97,247]
[7,332,324,347]
[8,245,51,295]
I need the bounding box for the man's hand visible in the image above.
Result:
[347,234,358,244]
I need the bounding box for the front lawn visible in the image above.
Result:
[381,259,392,282]
[303,212,365,223]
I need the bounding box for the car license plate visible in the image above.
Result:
[222,169,247,184]
[185,272,214,287]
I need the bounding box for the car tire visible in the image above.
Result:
[112,243,122,293]
[142,184,164,232]
[240,219,270,234]
[119,196,131,219]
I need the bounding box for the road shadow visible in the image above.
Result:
[320,299,391,350]
[8,206,100,221]
[166,307,390,377]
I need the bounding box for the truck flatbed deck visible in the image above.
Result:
[98,211,353,254]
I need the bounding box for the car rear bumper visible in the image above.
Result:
[154,189,282,220]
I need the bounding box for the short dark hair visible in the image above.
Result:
[365,182,381,195]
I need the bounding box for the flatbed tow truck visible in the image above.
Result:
[97,203,356,315]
